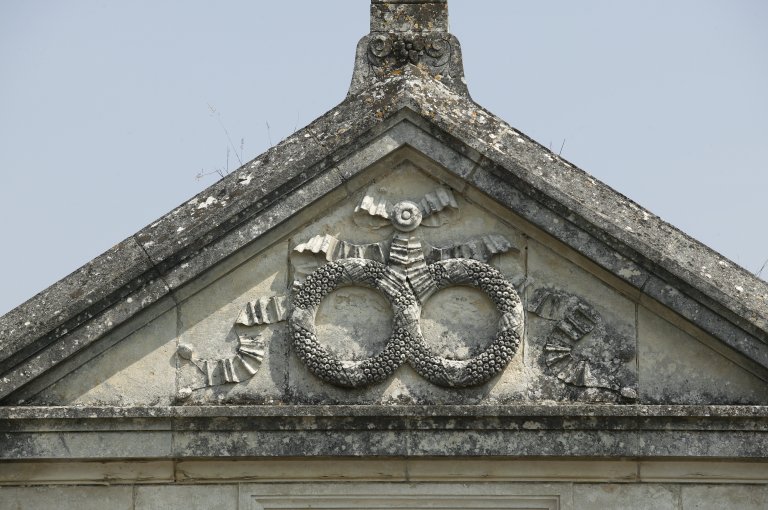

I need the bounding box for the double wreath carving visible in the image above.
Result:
[289,258,524,388]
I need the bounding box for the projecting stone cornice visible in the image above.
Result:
[2,405,768,460]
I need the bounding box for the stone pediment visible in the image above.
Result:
[1,113,766,409]
[0,0,765,421]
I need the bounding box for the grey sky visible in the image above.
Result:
[1,0,766,315]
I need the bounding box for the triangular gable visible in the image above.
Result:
[16,140,763,409]
[2,75,767,403]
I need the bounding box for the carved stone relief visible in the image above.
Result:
[174,296,291,394]
[289,185,524,388]
[176,334,265,393]
[291,257,522,388]
[177,183,525,390]
[174,179,636,400]
[368,33,452,70]
[526,287,637,401]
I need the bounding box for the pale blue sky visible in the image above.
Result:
[1,0,767,315]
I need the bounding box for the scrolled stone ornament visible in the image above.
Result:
[423,35,451,67]
[367,34,452,70]
[410,258,524,387]
[289,258,418,388]
[367,34,393,67]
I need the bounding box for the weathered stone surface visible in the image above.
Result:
[135,485,238,510]
[133,126,332,272]
[316,287,393,359]
[526,239,637,403]
[0,237,155,371]
[175,242,289,404]
[572,484,678,510]
[370,1,449,33]
[0,276,172,402]
[642,274,768,368]
[31,308,177,406]
[420,286,500,359]
[406,459,639,482]
[0,460,174,484]
[5,74,767,398]
[176,459,409,482]
[638,306,768,405]
[3,458,767,485]
[0,428,173,460]
[639,461,768,484]
[681,484,768,509]
[0,486,133,510]
[1,405,766,460]
[282,160,529,401]
[350,0,467,98]
[7,143,765,409]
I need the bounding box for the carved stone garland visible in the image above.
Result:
[177,183,636,397]
[290,259,413,388]
[290,257,523,388]
[286,185,524,388]
[416,259,522,387]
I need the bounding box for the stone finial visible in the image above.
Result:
[370,0,449,33]
[348,0,468,97]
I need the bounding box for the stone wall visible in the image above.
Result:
[2,463,767,510]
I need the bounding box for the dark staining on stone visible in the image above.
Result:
[3,404,768,459]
